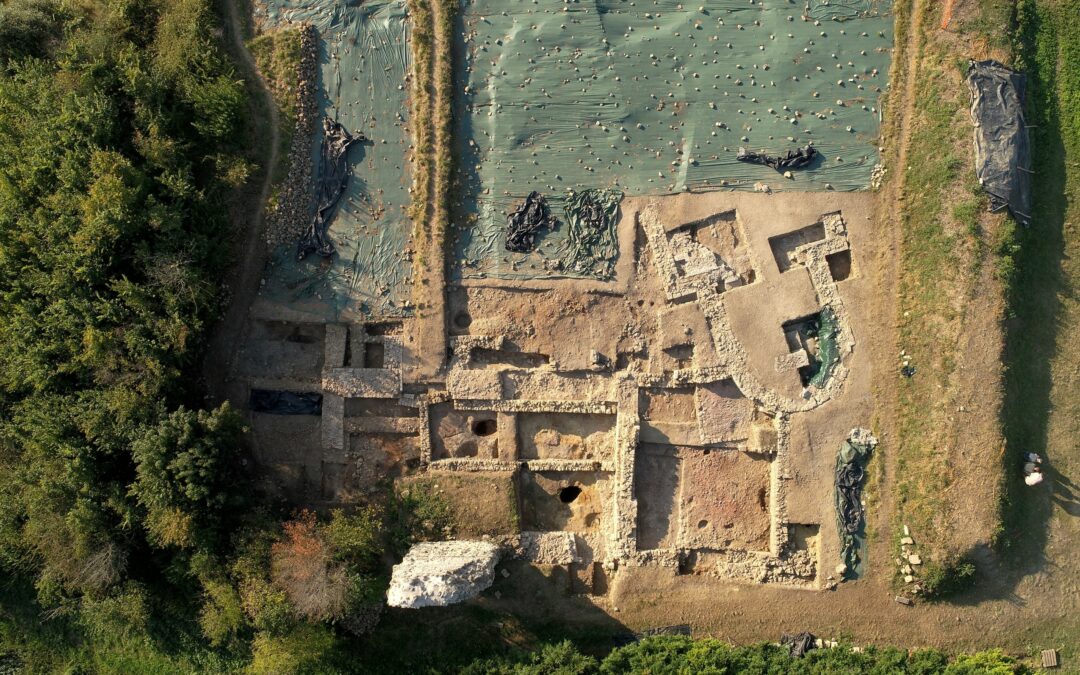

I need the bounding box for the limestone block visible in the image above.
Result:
[387,541,501,609]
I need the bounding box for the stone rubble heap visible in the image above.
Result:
[267,24,319,246]
[386,540,501,609]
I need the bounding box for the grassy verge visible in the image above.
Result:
[247,26,302,187]
[432,0,457,239]
[998,0,1080,556]
[891,0,1016,580]
[406,0,435,232]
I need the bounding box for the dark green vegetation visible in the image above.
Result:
[919,555,978,600]
[0,0,252,608]
[455,637,1029,675]
[0,0,383,669]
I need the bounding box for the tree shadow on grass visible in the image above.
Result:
[995,2,1073,584]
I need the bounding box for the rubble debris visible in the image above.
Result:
[297,118,365,260]
[737,145,819,171]
[267,24,320,246]
[249,389,323,415]
[894,595,914,606]
[505,191,557,253]
[780,632,817,658]
[386,540,501,609]
[835,429,877,578]
[966,60,1031,225]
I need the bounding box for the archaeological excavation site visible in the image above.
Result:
[233,0,896,619]
[8,0,1075,660]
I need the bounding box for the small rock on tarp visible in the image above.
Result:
[505,191,557,253]
[780,632,817,658]
[249,389,323,415]
[737,145,819,171]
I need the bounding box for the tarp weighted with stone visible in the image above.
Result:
[737,145,819,171]
[505,191,557,253]
[966,60,1031,225]
[556,188,623,278]
[807,306,840,388]
[453,0,895,282]
[835,436,873,577]
[256,0,415,319]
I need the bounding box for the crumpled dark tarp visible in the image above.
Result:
[298,117,365,260]
[835,439,872,576]
[780,632,817,658]
[505,191,557,253]
[249,389,323,415]
[556,188,623,278]
[736,145,819,171]
[966,60,1031,224]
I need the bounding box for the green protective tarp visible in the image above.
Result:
[255,0,414,320]
[555,188,623,278]
[808,305,840,388]
[452,0,893,281]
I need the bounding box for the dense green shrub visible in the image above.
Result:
[0,0,64,62]
[0,0,252,667]
[455,637,1030,675]
[920,556,978,600]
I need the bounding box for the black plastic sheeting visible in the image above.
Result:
[505,191,558,253]
[967,60,1031,225]
[780,632,817,659]
[250,389,323,415]
[736,145,819,171]
[836,439,872,578]
[298,118,365,260]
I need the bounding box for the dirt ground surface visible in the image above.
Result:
[215,0,1079,664]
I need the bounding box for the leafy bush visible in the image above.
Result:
[130,404,245,549]
[0,0,254,667]
[920,555,978,600]
[250,623,338,675]
[391,479,454,553]
[457,637,1030,675]
[0,0,64,62]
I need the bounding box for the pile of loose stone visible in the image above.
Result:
[895,524,924,597]
[266,23,319,246]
